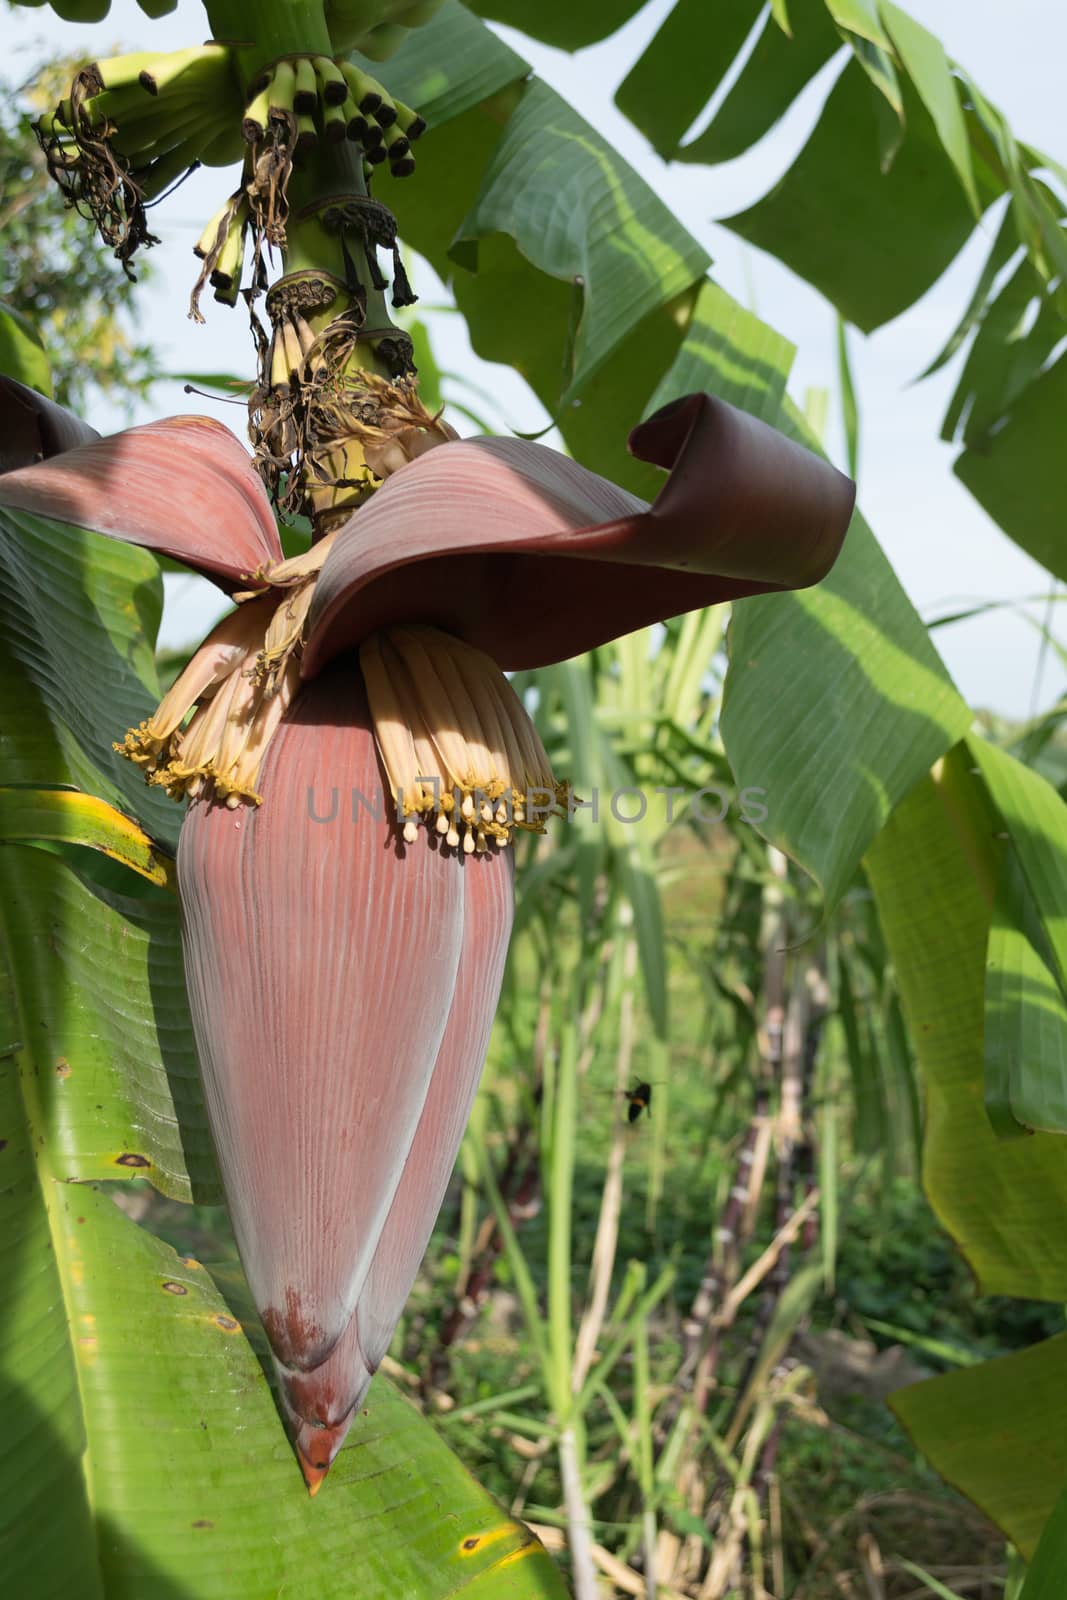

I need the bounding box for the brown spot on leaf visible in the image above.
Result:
[162,1281,187,1296]
[55,1058,71,1078]
[76,1217,85,1225]
[115,1152,150,1169]
[191,1519,214,1529]
[462,1537,480,1552]
[0,1140,7,1152]
[213,1314,239,1332]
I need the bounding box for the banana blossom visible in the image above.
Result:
[0,377,854,1490]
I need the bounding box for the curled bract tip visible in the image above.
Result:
[304,390,857,675]
[0,377,98,475]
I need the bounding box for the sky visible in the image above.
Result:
[8,0,1063,718]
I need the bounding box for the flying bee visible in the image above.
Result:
[601,1079,662,1124]
[622,1081,653,1123]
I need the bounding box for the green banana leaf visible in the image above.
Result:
[0,301,53,399]
[0,842,213,1202]
[721,414,969,910]
[1021,1481,1067,1599]
[723,62,989,332]
[940,232,1063,451]
[0,785,174,888]
[485,0,1067,584]
[891,1334,1067,1560]
[466,0,644,51]
[955,353,1067,586]
[615,0,765,162]
[0,505,180,851]
[971,739,1067,1135]
[866,753,1067,1298]
[677,0,843,171]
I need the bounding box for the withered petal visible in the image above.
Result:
[0,412,282,591]
[177,665,465,1374]
[304,392,856,674]
[0,377,99,474]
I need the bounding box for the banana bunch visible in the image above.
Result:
[38,44,244,275]
[191,189,250,315]
[52,44,244,186]
[243,56,425,181]
[324,0,445,59]
[10,0,178,19]
[189,56,423,320]
[37,36,425,322]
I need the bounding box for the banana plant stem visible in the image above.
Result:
[203,0,333,75]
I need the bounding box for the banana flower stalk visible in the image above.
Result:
[0,379,854,1491]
